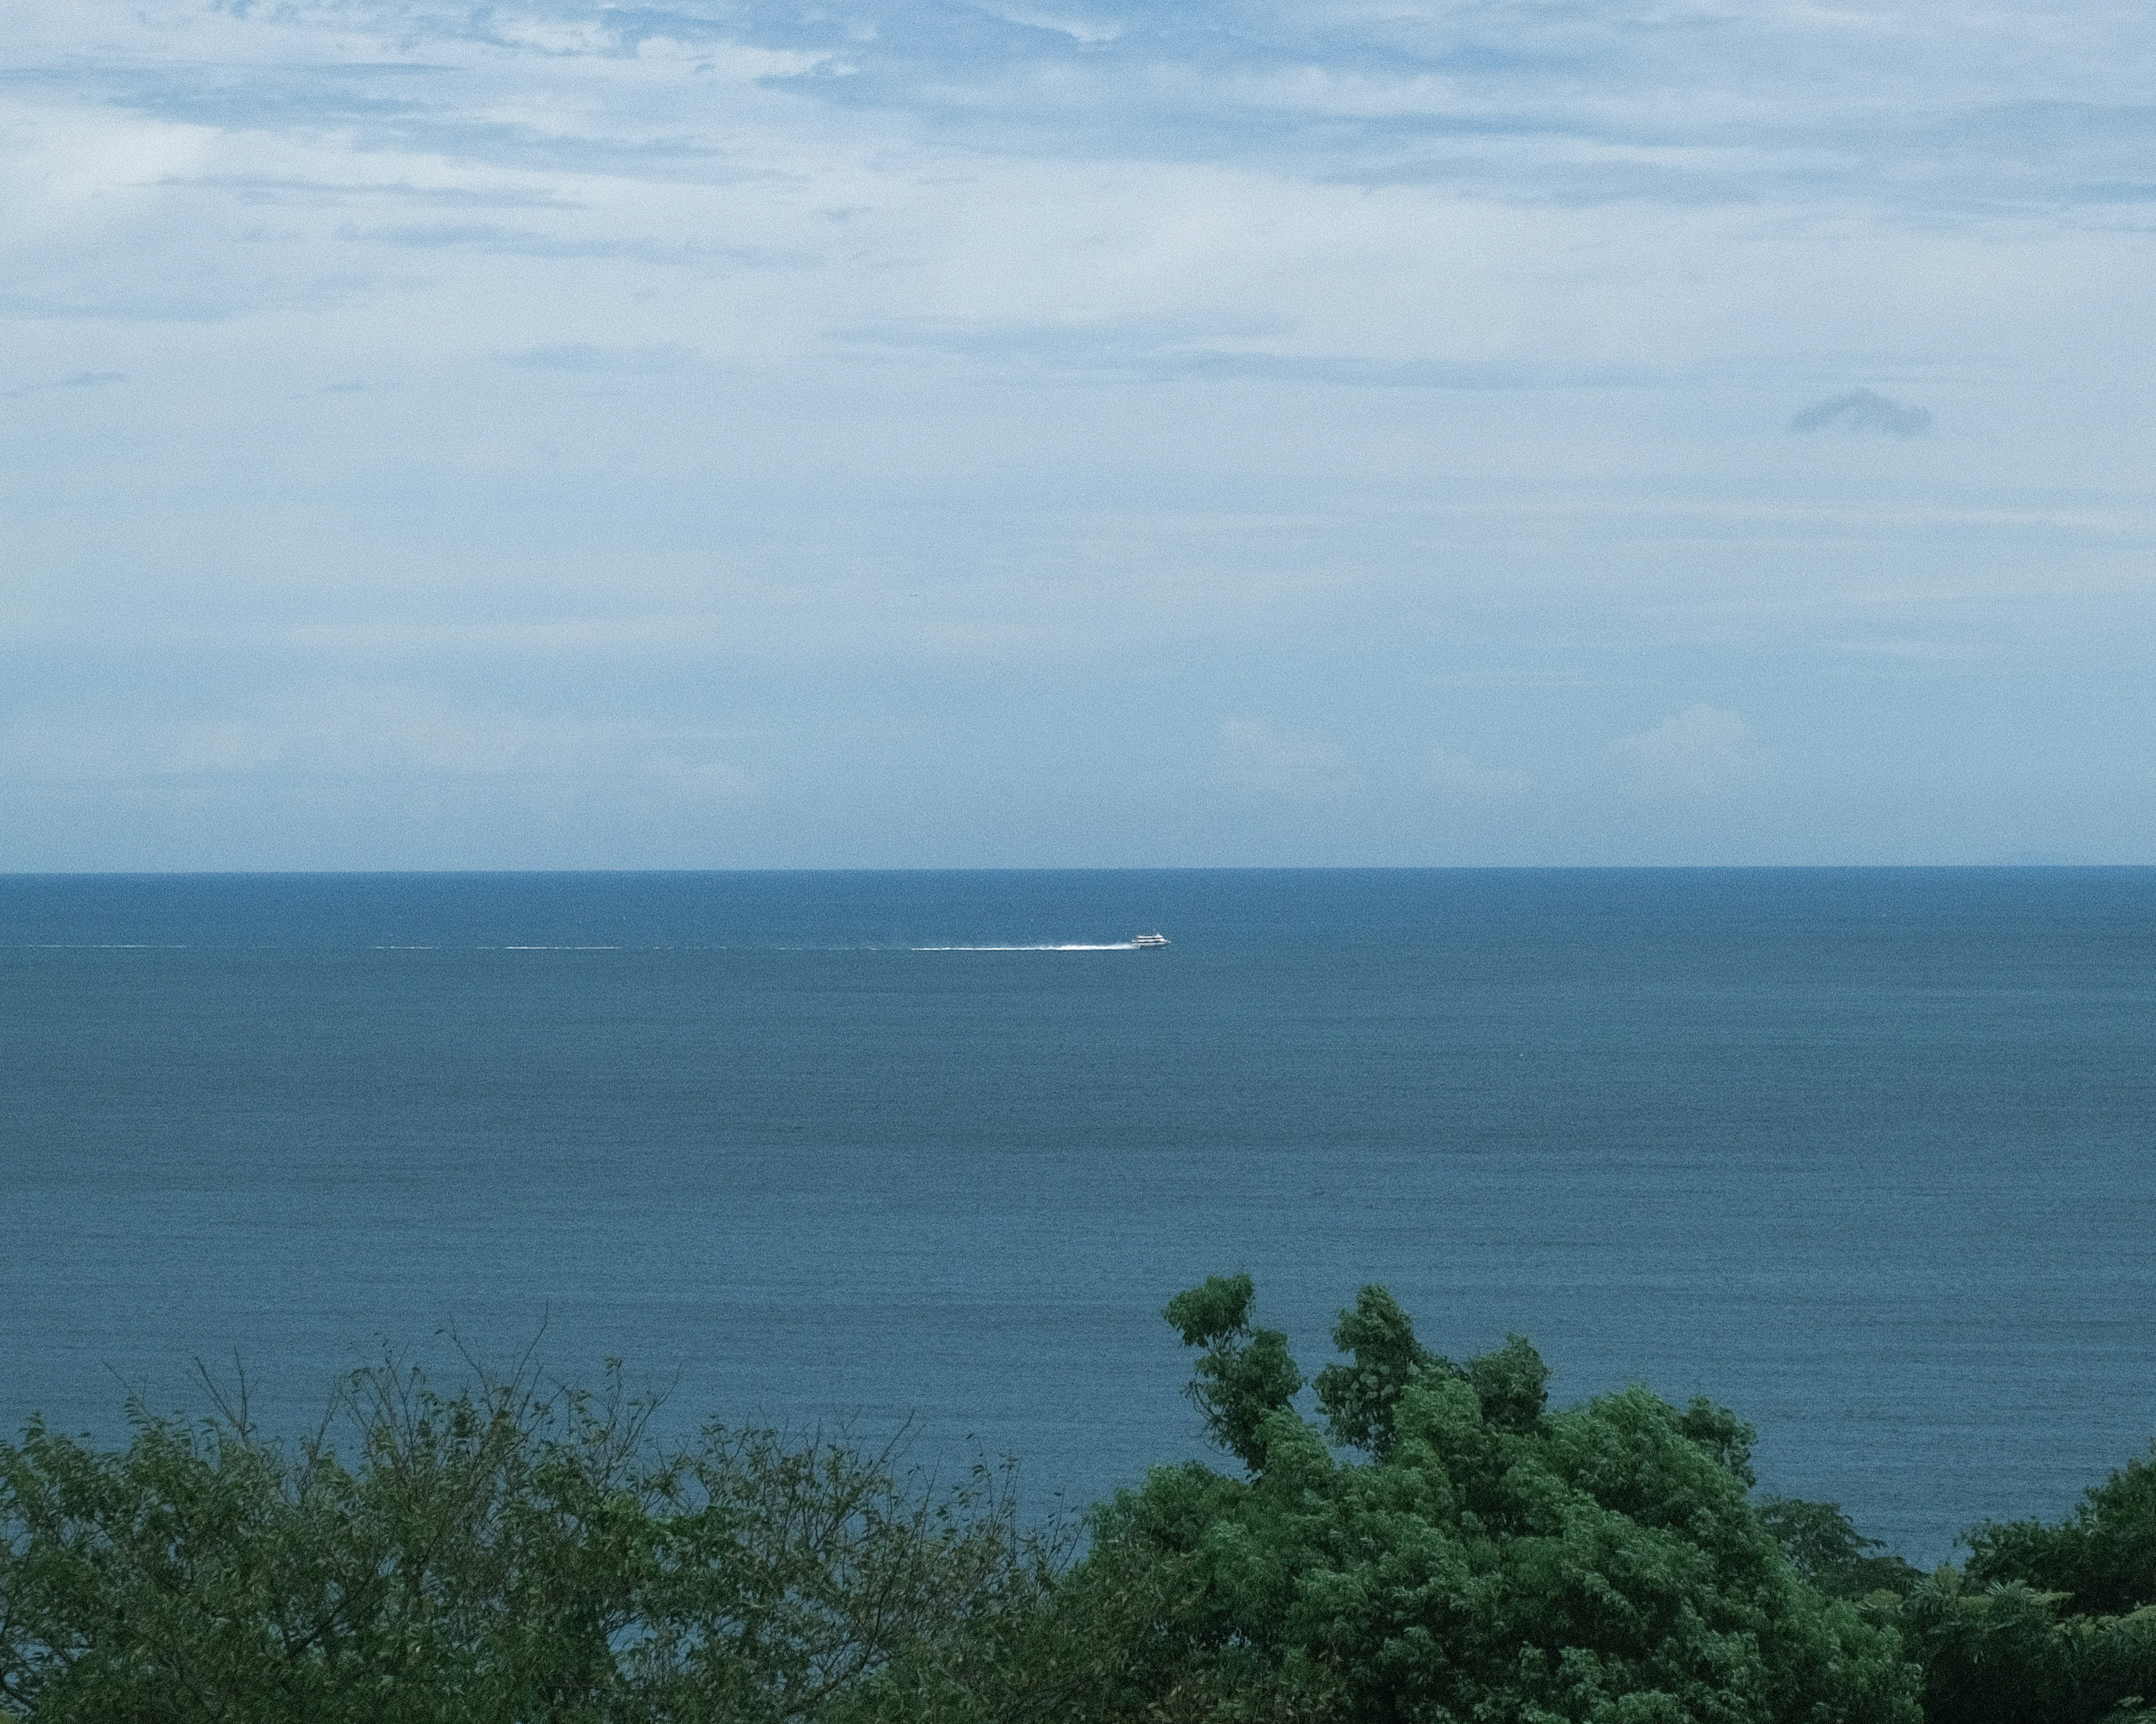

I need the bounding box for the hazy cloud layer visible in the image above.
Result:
[0,697,761,796]
[1219,718,1358,802]
[1611,707,1758,802]
[45,0,2143,214]
[3,369,125,397]
[2,0,2154,863]
[500,344,704,374]
[1425,749,1529,797]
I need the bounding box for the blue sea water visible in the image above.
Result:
[3,868,2153,1562]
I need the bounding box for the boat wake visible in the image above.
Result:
[910,942,1145,952]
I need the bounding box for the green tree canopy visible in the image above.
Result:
[1072,1275,1922,1724]
[1755,1498,1921,1602]
[1964,1443,2156,1617]
[26,1286,2156,1723]
[0,1355,1057,1723]
[1881,1441,2156,1724]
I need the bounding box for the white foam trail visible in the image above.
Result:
[910,942,1140,952]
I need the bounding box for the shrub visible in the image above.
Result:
[0,1353,1056,1723]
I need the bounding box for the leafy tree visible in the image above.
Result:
[1883,1570,2156,1724]
[0,1353,1059,1723]
[58,1287,2156,1724]
[1880,1442,2156,1724]
[1965,1444,2156,1618]
[1165,1274,1306,1471]
[1757,1499,1921,1601]
[1310,1283,1435,1458]
[1070,1276,1922,1724]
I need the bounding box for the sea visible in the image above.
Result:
[3,868,2153,1563]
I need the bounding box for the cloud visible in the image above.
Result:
[2,370,125,397]
[1790,388,1933,437]
[839,318,1671,390]
[0,698,761,797]
[1424,748,1528,795]
[354,222,724,263]
[0,291,237,323]
[1,0,2148,871]
[160,175,582,209]
[1219,717,1356,801]
[980,7,1126,47]
[24,0,2156,222]
[1610,705,1757,801]
[498,344,702,374]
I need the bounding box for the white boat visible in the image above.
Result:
[1131,932,1170,949]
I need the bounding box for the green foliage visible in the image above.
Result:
[1672,1400,1758,1492]
[1312,1284,1438,1457]
[0,1354,1059,1723]
[1163,1275,1304,1471]
[1164,1276,1260,1351]
[21,1284,2156,1724]
[1757,1499,1921,1600]
[1465,1332,1552,1437]
[1885,1442,2156,1724]
[1965,1444,2156,1618]
[1882,1571,2156,1724]
[1077,1278,1923,1724]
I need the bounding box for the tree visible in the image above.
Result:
[1756,1498,1921,1601]
[0,1354,1058,1723]
[1070,1276,1922,1723]
[1965,1443,2156,1618]
[1880,1441,2156,1724]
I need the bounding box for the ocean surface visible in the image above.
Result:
[3,868,2153,1562]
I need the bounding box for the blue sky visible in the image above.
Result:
[4,0,2153,866]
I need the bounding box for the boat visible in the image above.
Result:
[1131,932,1170,949]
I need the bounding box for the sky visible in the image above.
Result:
[4,0,2153,868]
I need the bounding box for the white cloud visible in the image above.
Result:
[1424,747,1528,795]
[0,696,762,798]
[0,0,2150,865]
[1219,717,1356,801]
[499,344,702,373]
[980,6,1126,45]
[1609,705,1757,801]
